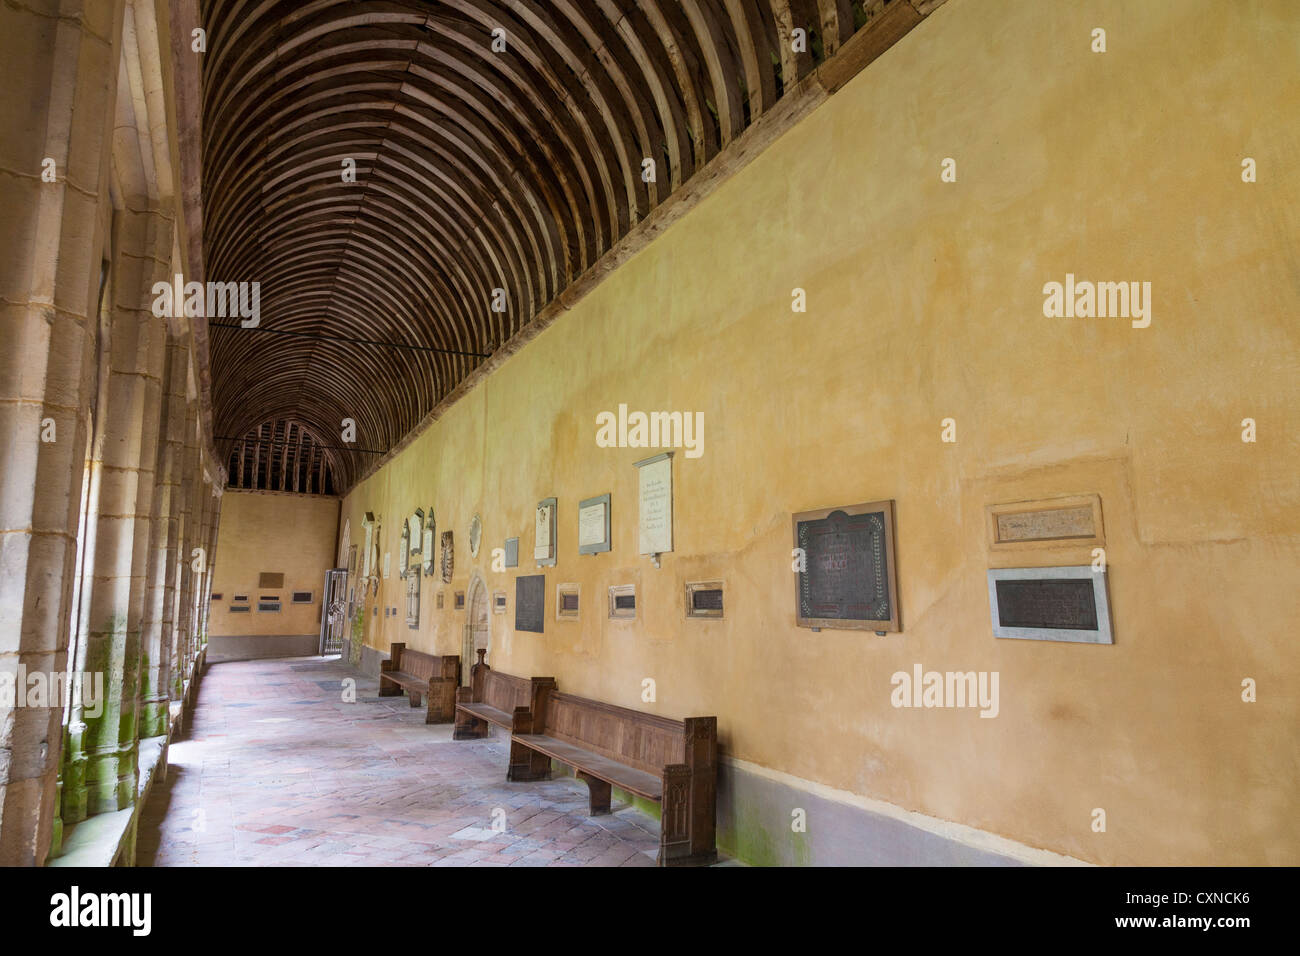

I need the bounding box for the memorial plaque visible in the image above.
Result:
[987,566,1113,643]
[578,493,611,554]
[987,495,1104,550]
[422,509,436,574]
[635,453,673,556]
[515,574,545,633]
[504,537,519,568]
[557,584,580,620]
[608,584,636,619]
[686,581,724,619]
[534,498,556,566]
[794,500,900,631]
[405,568,420,628]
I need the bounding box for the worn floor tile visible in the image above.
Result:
[138,656,672,867]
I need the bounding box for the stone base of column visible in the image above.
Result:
[138,697,171,739]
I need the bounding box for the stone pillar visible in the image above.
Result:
[139,335,187,737]
[60,207,170,822]
[171,404,198,698]
[0,0,126,865]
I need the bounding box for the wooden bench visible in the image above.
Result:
[509,689,718,867]
[378,643,460,724]
[453,649,555,740]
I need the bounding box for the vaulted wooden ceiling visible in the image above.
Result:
[203,0,932,491]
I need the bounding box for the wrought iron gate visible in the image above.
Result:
[319,568,348,655]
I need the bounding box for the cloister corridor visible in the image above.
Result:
[137,659,676,867]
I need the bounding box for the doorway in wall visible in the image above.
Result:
[463,572,490,685]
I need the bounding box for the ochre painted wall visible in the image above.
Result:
[210,491,340,639]
[338,0,1299,865]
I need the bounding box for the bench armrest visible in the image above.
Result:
[511,705,534,735]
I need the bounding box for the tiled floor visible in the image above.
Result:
[137,656,664,866]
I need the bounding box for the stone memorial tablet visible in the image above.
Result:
[515,574,545,633]
[793,500,900,632]
[534,498,556,566]
[578,493,611,554]
[635,453,672,556]
[987,495,1104,550]
[987,566,1113,643]
[422,509,436,573]
[504,537,518,568]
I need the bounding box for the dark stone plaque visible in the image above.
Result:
[995,578,1097,630]
[986,566,1113,643]
[794,500,899,631]
[515,574,545,633]
[692,588,723,611]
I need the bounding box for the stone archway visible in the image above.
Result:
[463,571,490,685]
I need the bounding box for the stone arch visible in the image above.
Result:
[463,570,491,685]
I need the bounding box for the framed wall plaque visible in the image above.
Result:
[578,493,611,554]
[405,568,420,628]
[493,590,507,614]
[685,580,724,619]
[556,583,580,620]
[635,453,673,557]
[608,583,636,620]
[399,524,410,578]
[794,500,900,632]
[515,574,545,633]
[987,566,1113,643]
[422,509,436,574]
[534,497,556,566]
[504,537,519,568]
[987,494,1104,551]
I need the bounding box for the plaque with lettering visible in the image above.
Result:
[635,453,672,555]
[793,500,899,631]
[987,495,1104,551]
[578,493,611,554]
[987,566,1113,643]
[534,498,556,566]
[515,574,545,633]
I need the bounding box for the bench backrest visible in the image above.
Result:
[539,692,686,775]
[391,644,457,683]
[483,669,533,714]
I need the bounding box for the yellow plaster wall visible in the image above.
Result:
[337,0,1300,865]
[209,491,340,638]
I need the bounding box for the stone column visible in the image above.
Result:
[60,206,170,822]
[171,404,198,698]
[0,0,126,865]
[139,334,187,737]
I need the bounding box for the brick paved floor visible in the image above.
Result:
[137,656,666,867]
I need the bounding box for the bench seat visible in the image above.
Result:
[511,733,662,801]
[458,700,512,730]
[386,670,428,692]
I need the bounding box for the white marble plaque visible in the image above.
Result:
[636,453,673,555]
[534,498,555,563]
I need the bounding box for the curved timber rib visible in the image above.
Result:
[203,0,933,490]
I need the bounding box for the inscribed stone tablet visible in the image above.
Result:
[515,574,545,633]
